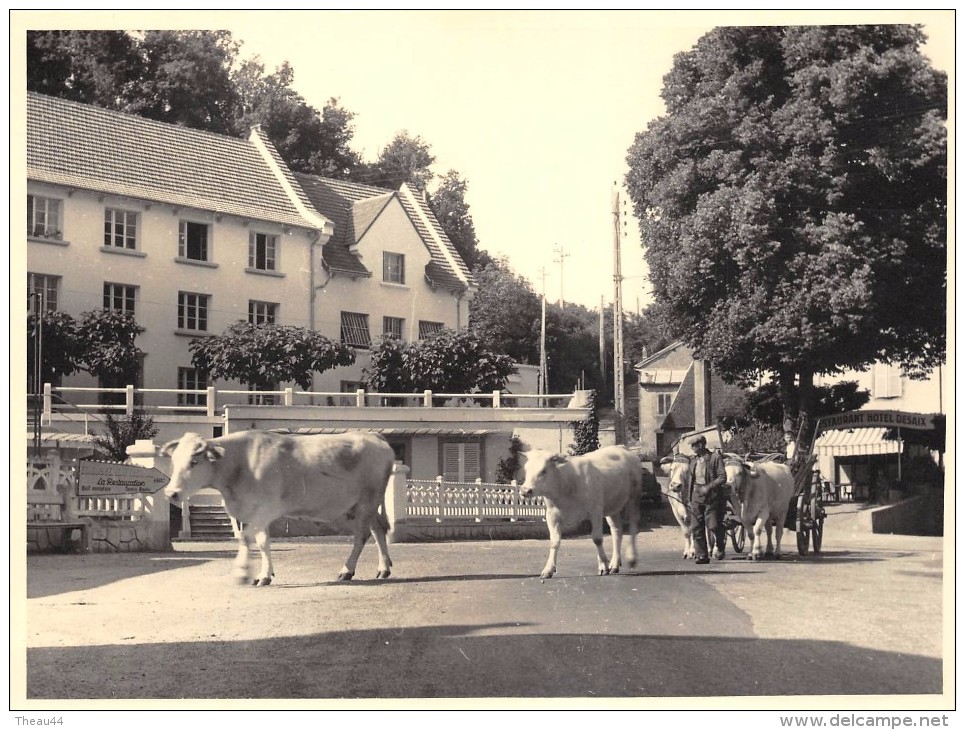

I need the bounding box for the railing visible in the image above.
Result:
[39,383,577,421]
[27,457,147,521]
[406,478,546,523]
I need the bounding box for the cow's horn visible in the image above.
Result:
[159,439,181,457]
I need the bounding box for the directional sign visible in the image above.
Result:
[78,461,170,496]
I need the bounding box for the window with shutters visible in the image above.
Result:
[872,363,903,399]
[418,320,444,340]
[383,316,404,339]
[340,311,371,348]
[442,442,481,483]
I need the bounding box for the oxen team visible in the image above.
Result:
[159,429,795,587]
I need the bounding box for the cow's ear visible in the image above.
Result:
[159,440,180,457]
[549,454,569,465]
[205,445,225,462]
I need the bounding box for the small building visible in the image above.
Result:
[634,342,747,458]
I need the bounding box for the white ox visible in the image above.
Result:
[161,430,395,586]
[659,454,698,559]
[659,453,742,559]
[724,455,795,560]
[519,446,642,579]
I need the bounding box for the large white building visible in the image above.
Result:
[26,92,477,408]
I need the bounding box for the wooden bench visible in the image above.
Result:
[27,490,91,553]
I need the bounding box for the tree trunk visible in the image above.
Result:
[778,367,798,432]
[797,369,816,453]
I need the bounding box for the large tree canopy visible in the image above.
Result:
[625,25,946,429]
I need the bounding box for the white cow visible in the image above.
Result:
[161,430,395,586]
[724,455,795,560]
[659,454,698,559]
[519,446,642,579]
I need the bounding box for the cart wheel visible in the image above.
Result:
[796,494,810,556]
[731,523,746,553]
[812,518,824,553]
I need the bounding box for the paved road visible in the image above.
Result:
[22,504,947,705]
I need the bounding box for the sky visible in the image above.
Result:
[19,9,955,311]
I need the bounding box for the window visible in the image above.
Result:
[418,320,444,340]
[177,292,209,331]
[248,300,277,325]
[27,273,59,312]
[341,311,371,348]
[104,283,136,315]
[27,195,62,240]
[657,393,673,415]
[177,368,208,407]
[383,316,404,339]
[872,364,903,399]
[249,232,278,271]
[248,383,278,406]
[339,380,362,406]
[104,208,138,249]
[178,221,210,261]
[442,442,481,483]
[383,252,405,284]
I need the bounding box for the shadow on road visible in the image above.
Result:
[27,623,943,701]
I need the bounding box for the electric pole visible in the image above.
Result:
[553,244,570,307]
[599,295,606,395]
[612,184,625,445]
[539,267,548,403]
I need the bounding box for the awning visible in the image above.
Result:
[814,427,902,457]
[270,427,497,437]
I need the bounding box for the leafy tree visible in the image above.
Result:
[189,322,355,390]
[27,31,144,108]
[92,410,159,462]
[362,329,516,396]
[467,258,542,365]
[569,390,600,456]
[625,25,947,438]
[354,130,435,191]
[232,58,360,176]
[428,170,482,268]
[26,309,144,387]
[133,30,240,134]
[495,435,524,484]
[742,380,871,429]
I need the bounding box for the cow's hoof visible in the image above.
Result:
[628,559,637,569]
[233,569,250,584]
[252,576,272,587]
[539,571,555,579]
[375,570,391,580]
[336,571,355,581]
[609,566,620,575]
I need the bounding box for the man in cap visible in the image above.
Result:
[687,434,728,564]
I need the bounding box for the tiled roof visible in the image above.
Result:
[397,184,475,291]
[294,173,393,276]
[26,92,323,230]
[295,173,475,291]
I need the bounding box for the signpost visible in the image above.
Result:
[78,461,170,496]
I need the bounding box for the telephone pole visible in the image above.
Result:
[612,184,625,445]
[553,244,570,307]
[539,267,548,402]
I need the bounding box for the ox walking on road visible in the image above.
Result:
[161,430,395,586]
[725,456,795,560]
[519,446,642,579]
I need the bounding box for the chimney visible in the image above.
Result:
[694,359,712,430]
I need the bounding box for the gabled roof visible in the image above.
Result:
[295,173,475,291]
[294,173,394,276]
[636,341,686,369]
[26,92,325,230]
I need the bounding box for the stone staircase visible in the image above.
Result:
[184,503,236,540]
